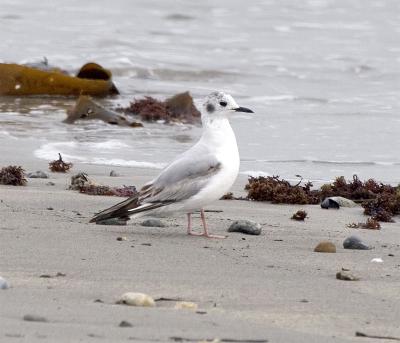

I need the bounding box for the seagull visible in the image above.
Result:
[90,91,253,238]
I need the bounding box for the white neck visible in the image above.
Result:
[200,115,237,151]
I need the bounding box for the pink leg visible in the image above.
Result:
[187,213,203,236]
[200,209,226,239]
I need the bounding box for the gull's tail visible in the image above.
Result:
[89,197,167,223]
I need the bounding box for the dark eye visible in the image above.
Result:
[219,101,227,107]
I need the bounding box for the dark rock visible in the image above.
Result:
[109,170,119,177]
[321,198,340,209]
[23,314,48,322]
[343,236,371,250]
[314,241,336,253]
[228,220,261,235]
[27,171,48,179]
[0,276,9,289]
[96,218,127,226]
[141,219,166,227]
[116,236,127,241]
[46,207,54,210]
[119,320,133,328]
[46,182,55,186]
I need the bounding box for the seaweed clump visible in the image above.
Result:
[49,153,73,173]
[245,176,320,204]
[123,92,201,124]
[245,174,400,222]
[320,175,386,202]
[291,210,307,221]
[347,218,381,230]
[0,166,27,186]
[69,172,137,197]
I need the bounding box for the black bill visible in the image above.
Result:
[234,106,254,113]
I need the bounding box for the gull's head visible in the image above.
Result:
[202,91,253,121]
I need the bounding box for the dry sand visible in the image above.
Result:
[1,161,400,343]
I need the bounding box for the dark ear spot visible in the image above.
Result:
[206,103,215,113]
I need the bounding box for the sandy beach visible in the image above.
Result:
[1,158,399,343]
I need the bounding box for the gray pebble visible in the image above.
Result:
[228,220,261,235]
[343,236,371,250]
[0,276,10,289]
[23,314,48,322]
[141,219,166,227]
[110,170,119,177]
[96,218,127,226]
[27,171,48,179]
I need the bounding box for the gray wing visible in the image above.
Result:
[139,146,221,204]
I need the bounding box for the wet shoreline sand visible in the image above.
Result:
[1,157,399,342]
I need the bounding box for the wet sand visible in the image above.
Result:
[1,160,400,343]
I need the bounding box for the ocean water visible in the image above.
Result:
[1,0,400,184]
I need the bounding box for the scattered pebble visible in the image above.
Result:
[46,182,55,186]
[388,254,394,257]
[228,220,261,235]
[96,218,127,226]
[23,314,48,322]
[141,219,166,227]
[27,171,48,179]
[116,292,155,307]
[343,236,371,250]
[119,320,133,327]
[109,170,119,177]
[314,241,336,253]
[0,276,10,289]
[174,301,198,310]
[116,236,127,241]
[371,258,383,263]
[336,270,360,281]
[46,207,54,210]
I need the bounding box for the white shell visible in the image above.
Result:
[118,292,155,307]
[174,301,198,310]
[371,257,383,263]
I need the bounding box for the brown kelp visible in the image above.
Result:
[122,91,201,124]
[245,174,400,222]
[0,166,27,186]
[49,154,73,173]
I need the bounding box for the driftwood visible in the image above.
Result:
[0,62,118,97]
[65,95,143,127]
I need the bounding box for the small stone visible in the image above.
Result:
[388,254,394,257]
[46,207,54,210]
[117,292,155,307]
[291,210,307,221]
[116,236,127,241]
[46,182,55,186]
[0,276,10,289]
[141,219,166,227]
[119,320,133,327]
[321,196,357,209]
[228,220,261,235]
[27,171,48,179]
[371,257,383,263]
[110,170,119,177]
[336,270,360,281]
[96,218,127,226]
[23,314,48,322]
[343,236,371,250]
[174,301,198,310]
[314,241,336,253]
